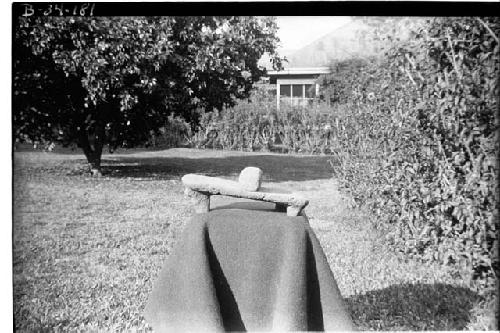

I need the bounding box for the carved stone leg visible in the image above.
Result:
[286,205,303,217]
[275,203,287,212]
[184,188,210,213]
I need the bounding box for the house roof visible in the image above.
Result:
[267,67,331,76]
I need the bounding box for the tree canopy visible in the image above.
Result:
[13,16,283,174]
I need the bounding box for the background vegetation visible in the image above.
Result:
[193,17,499,293]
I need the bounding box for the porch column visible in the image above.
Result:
[302,84,306,107]
[276,82,280,109]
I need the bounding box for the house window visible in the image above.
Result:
[305,84,315,98]
[277,82,319,108]
[280,85,291,97]
[292,85,303,98]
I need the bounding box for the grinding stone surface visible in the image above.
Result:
[181,174,308,208]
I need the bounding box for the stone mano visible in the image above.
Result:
[181,173,309,216]
[238,166,263,192]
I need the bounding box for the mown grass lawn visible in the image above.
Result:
[13,148,497,331]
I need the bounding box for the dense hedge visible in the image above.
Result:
[325,17,499,287]
[194,17,499,286]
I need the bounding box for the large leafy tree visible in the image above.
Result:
[13,16,283,175]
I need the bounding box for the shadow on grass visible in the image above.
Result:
[101,154,335,182]
[346,283,481,330]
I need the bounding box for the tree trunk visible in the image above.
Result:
[79,124,104,177]
[87,152,102,177]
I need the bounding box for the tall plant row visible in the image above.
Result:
[192,98,380,155]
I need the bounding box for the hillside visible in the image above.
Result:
[260,20,381,69]
[285,20,381,67]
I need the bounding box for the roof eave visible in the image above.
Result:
[266,67,331,76]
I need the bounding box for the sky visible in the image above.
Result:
[275,16,352,53]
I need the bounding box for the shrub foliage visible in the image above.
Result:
[326,17,499,286]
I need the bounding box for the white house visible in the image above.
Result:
[266,67,331,108]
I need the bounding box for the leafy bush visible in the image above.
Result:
[324,17,499,287]
[147,115,192,148]
[317,57,378,104]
